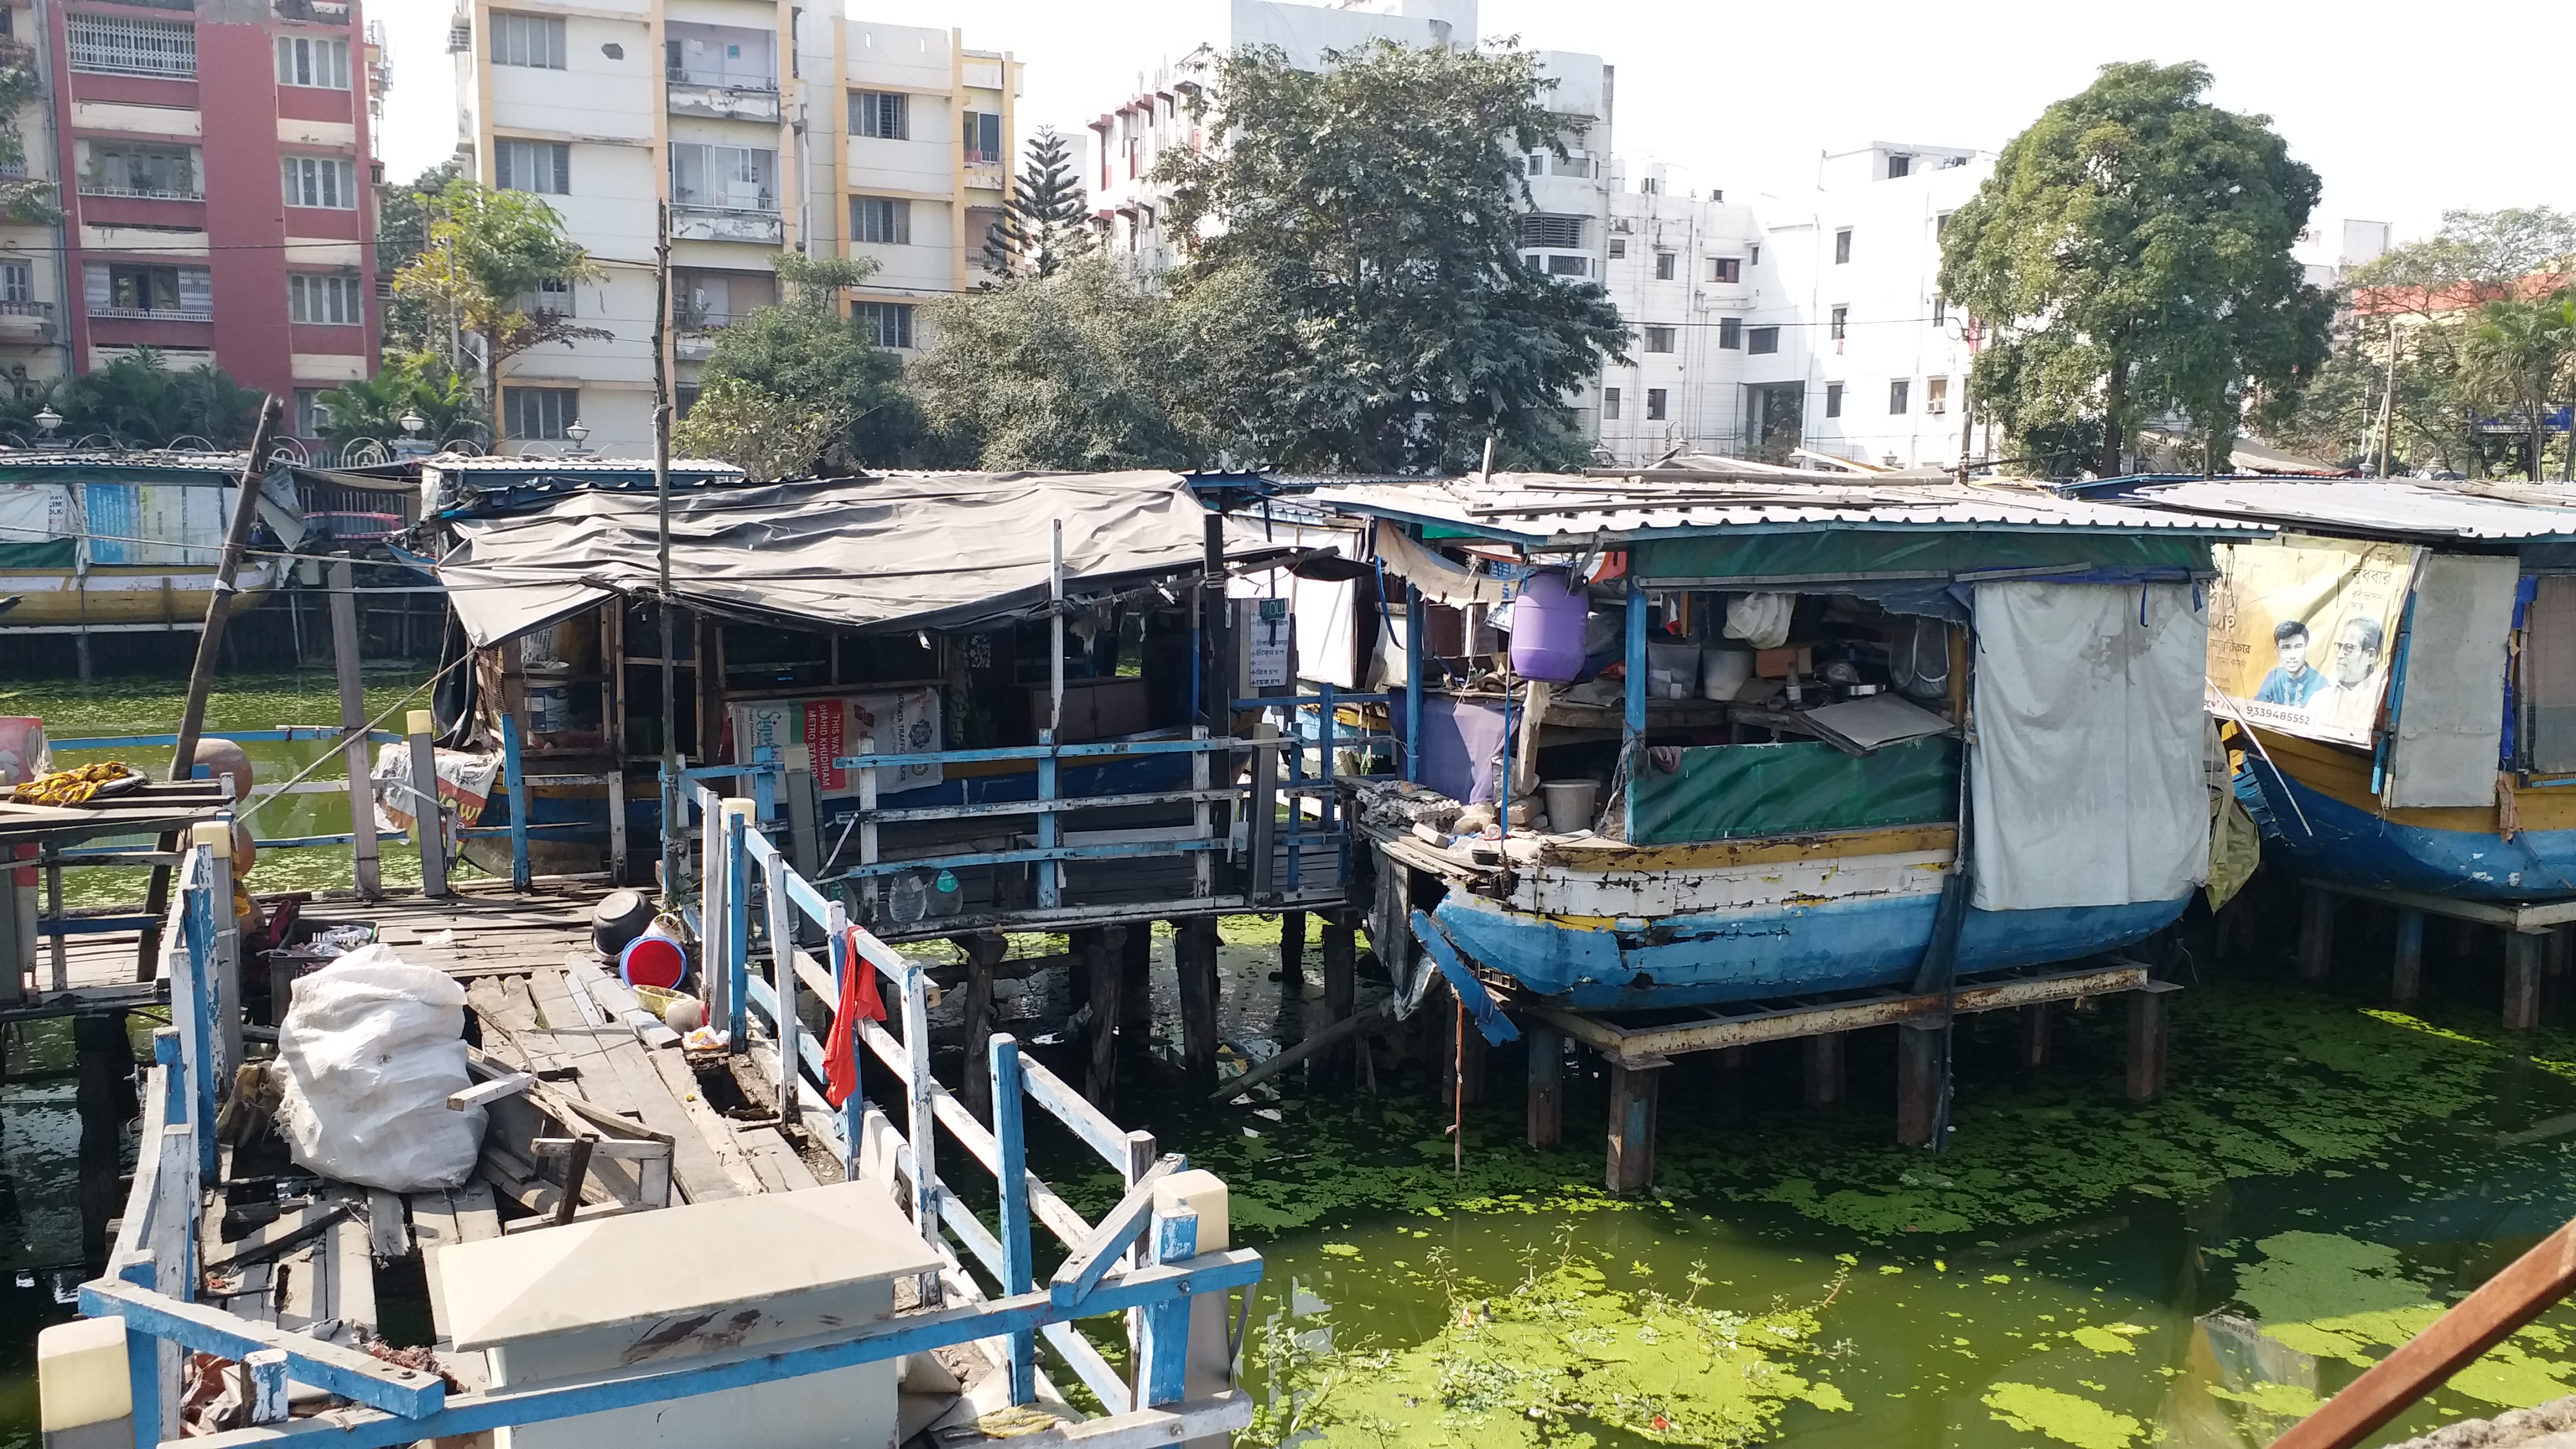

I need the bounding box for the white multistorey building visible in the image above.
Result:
[1588,164,1764,465]
[454,1,1017,455]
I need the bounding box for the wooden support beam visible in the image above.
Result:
[960,932,1006,1123]
[1604,1058,1660,1195]
[2127,982,2179,1103]
[2393,909,2425,1005]
[1278,909,1306,986]
[2297,888,2336,981]
[1320,908,1357,1089]
[1525,1022,1562,1149]
[1896,1019,1943,1149]
[2506,930,2544,1032]
[2021,1002,2052,1070]
[1803,1031,1845,1108]
[1173,917,1220,1093]
[1085,926,1124,1112]
[1441,998,1486,1108]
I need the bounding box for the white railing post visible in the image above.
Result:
[761,846,799,1113]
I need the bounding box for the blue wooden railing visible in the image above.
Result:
[78,792,1259,1447]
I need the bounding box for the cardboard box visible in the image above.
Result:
[1025,677,1151,744]
[1755,645,1812,678]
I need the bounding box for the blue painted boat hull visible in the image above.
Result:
[2236,760,2576,902]
[1432,889,2188,1010]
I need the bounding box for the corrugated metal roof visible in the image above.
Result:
[0,451,247,476]
[2120,479,2576,542]
[424,453,743,475]
[1301,472,2271,543]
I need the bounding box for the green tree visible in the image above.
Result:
[1939,61,2331,477]
[981,127,1094,280]
[377,162,463,356]
[0,351,263,447]
[912,257,1238,469]
[693,253,919,465]
[0,40,55,222]
[1157,39,1630,473]
[671,375,846,480]
[311,353,483,452]
[390,179,607,444]
[2456,291,2576,481]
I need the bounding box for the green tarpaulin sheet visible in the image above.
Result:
[0,539,73,567]
[1632,531,2206,583]
[1630,735,1960,844]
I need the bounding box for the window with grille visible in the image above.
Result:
[1888,378,1910,414]
[1642,326,1674,353]
[1654,252,1676,281]
[288,274,362,325]
[1607,238,1625,259]
[850,196,910,245]
[1517,214,1584,249]
[276,34,351,87]
[1826,383,1844,418]
[1602,387,1620,422]
[1718,318,1741,349]
[1546,254,1587,276]
[1707,257,1740,283]
[293,387,325,438]
[1748,326,1779,354]
[282,155,357,209]
[0,261,31,304]
[504,386,580,441]
[489,12,564,69]
[68,15,194,78]
[495,140,570,195]
[1646,389,1668,422]
[86,262,209,319]
[1830,305,1847,340]
[1925,376,1949,415]
[670,143,775,211]
[1835,228,1853,264]
[853,301,913,348]
[1931,293,1946,325]
[87,143,196,198]
[850,91,906,139]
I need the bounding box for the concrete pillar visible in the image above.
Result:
[2506,929,2544,1032]
[1897,1019,1944,1148]
[1525,1024,1562,1149]
[2389,909,2425,1003]
[2127,984,2176,1102]
[1802,1032,1845,1108]
[2295,888,2335,981]
[1604,1059,1660,1195]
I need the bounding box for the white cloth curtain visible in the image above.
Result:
[1969,580,2209,912]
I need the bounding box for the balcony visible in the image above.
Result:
[79,183,202,201]
[0,300,54,341]
[273,0,348,19]
[665,76,780,124]
[89,304,210,321]
[965,157,1005,192]
[670,206,781,245]
[674,328,718,361]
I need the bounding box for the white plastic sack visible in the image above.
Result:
[275,944,485,1192]
[1725,592,1793,650]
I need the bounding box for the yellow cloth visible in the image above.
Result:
[2206,790,2259,912]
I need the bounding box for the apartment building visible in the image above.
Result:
[0,1,66,395]
[12,0,382,439]
[453,0,1017,456]
[1589,165,1765,467]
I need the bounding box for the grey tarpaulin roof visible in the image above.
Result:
[438,470,1228,646]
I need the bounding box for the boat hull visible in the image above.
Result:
[2234,724,2576,904]
[0,565,276,626]
[1422,830,2186,1009]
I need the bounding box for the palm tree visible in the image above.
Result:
[2456,291,2576,481]
[312,356,482,451]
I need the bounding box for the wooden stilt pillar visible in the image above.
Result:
[1896,1019,1944,1148]
[2547,924,2572,979]
[1277,910,1307,986]
[2296,888,2336,981]
[1525,1024,1562,1149]
[1065,927,1095,1013]
[1320,910,1357,1088]
[1086,926,1125,1110]
[1604,1058,1660,1195]
[1119,920,1153,1043]
[1803,1031,1845,1108]
[2127,983,2177,1102]
[959,932,1006,1121]
[1174,917,1221,1091]
[1715,1045,1748,1071]
[2505,929,2544,1032]
[2392,909,2425,1004]
[2021,1003,2052,1070]
[1441,997,1486,1107]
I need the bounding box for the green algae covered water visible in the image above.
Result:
[8,675,2576,1449]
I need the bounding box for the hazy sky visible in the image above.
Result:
[374,0,2572,254]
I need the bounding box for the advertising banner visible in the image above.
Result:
[727,688,944,799]
[2207,537,2420,746]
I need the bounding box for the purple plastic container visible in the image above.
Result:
[1509,569,1588,682]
